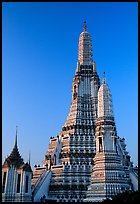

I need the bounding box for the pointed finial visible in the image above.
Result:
[15,125,18,147]
[28,151,31,165]
[83,20,87,32]
[102,72,106,84]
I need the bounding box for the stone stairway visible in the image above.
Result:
[31,166,46,188]
[32,168,52,202]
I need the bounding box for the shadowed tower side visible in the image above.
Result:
[84,77,131,202]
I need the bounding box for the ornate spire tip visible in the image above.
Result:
[83,21,87,32]
[15,125,18,147]
[102,72,106,84]
[28,151,31,165]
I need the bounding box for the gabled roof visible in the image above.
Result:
[2,140,24,168]
[2,130,32,172]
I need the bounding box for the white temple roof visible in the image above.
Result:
[98,77,114,118]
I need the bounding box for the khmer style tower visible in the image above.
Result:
[31,22,138,202]
[44,21,100,202]
[84,77,132,202]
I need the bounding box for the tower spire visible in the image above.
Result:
[102,72,106,84]
[98,76,114,118]
[28,151,31,165]
[15,125,18,147]
[83,20,87,32]
[78,21,93,65]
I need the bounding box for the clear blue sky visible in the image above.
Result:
[2,2,138,169]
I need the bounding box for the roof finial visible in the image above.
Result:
[83,20,87,32]
[102,72,106,84]
[28,151,31,165]
[15,125,18,147]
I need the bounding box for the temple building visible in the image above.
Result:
[2,22,138,202]
[31,22,138,202]
[2,129,32,202]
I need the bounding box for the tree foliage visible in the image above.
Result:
[102,191,139,203]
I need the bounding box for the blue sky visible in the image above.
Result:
[2,2,138,168]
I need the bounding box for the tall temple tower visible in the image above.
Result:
[33,21,100,202]
[31,22,138,202]
[44,21,100,202]
[84,77,132,202]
